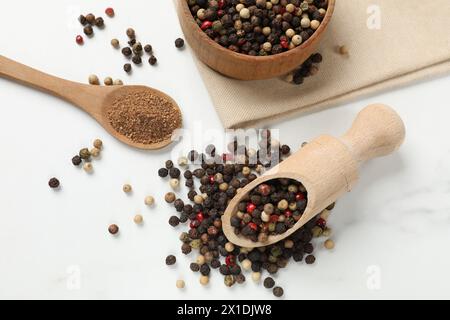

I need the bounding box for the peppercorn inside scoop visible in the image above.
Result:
[230,178,307,242]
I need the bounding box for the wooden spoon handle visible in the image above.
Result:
[340,104,406,163]
[0,55,96,108]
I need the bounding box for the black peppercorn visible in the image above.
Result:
[175,38,185,48]
[280,145,291,155]
[83,26,94,36]
[122,47,132,57]
[165,255,176,265]
[169,216,180,227]
[123,63,132,73]
[305,254,316,264]
[132,55,142,65]
[48,178,60,189]
[149,55,157,65]
[190,262,200,272]
[85,13,96,25]
[181,243,192,255]
[144,44,153,53]
[158,168,169,177]
[72,155,82,166]
[79,15,87,26]
[200,264,211,276]
[273,286,284,298]
[95,17,104,28]
[128,38,137,46]
[169,167,181,179]
[264,277,275,289]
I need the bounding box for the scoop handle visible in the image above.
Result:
[340,104,405,163]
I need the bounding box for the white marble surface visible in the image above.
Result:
[1,0,449,300]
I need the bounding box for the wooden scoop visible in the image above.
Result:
[222,104,406,248]
[0,55,182,150]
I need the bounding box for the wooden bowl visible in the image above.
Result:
[176,0,336,80]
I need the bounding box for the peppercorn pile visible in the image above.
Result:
[187,0,328,56]
[77,9,112,45]
[231,178,307,242]
[160,131,335,298]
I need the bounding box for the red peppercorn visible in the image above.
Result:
[270,215,279,223]
[218,0,225,9]
[190,221,196,229]
[246,203,256,213]
[201,21,213,30]
[296,193,305,201]
[225,255,236,267]
[316,218,326,229]
[105,7,115,17]
[281,40,289,49]
[209,175,215,184]
[217,9,225,17]
[76,35,84,45]
[196,212,204,223]
[258,184,270,196]
[280,7,286,14]
[284,210,292,217]
[248,222,258,231]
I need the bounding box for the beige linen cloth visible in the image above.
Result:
[178,0,450,128]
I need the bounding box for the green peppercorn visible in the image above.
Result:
[79,148,91,160]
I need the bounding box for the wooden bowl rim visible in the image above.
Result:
[179,0,336,63]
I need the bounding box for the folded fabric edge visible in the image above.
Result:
[218,59,450,129]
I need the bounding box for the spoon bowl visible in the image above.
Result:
[0,55,182,150]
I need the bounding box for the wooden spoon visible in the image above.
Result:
[0,55,182,150]
[222,104,406,248]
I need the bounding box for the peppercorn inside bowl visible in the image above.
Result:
[177,0,335,80]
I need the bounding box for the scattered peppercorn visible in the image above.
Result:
[305,255,316,264]
[108,224,119,235]
[79,148,91,160]
[76,35,84,45]
[104,77,113,86]
[145,196,155,206]
[159,168,169,177]
[83,26,93,36]
[123,63,132,73]
[263,277,275,289]
[113,79,123,86]
[105,7,115,18]
[144,44,153,53]
[134,214,144,225]
[83,162,93,173]
[132,55,142,65]
[166,255,177,266]
[175,38,185,49]
[338,45,349,55]
[48,178,60,189]
[324,239,335,250]
[90,147,100,157]
[79,15,87,26]
[95,17,104,28]
[72,155,82,166]
[273,286,284,298]
[149,55,157,66]
[123,184,132,193]
[88,75,99,86]
[122,47,132,57]
[126,28,135,39]
[169,216,180,227]
[111,39,120,48]
[165,192,176,203]
[176,279,185,289]
[93,139,103,149]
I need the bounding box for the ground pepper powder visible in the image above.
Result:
[107,89,182,145]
